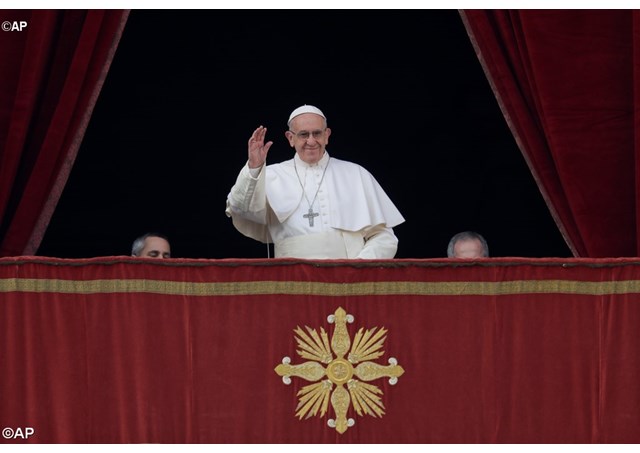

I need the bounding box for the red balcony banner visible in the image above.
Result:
[1,256,639,443]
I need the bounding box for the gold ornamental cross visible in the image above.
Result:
[274,307,405,434]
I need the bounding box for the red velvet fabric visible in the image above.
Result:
[460,10,640,258]
[0,10,129,257]
[1,257,640,443]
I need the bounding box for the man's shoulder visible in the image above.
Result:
[329,156,370,175]
[264,154,368,174]
[266,157,294,171]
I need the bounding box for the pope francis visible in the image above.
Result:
[225,105,405,259]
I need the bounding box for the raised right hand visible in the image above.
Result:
[248,126,273,169]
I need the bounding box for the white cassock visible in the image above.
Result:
[225,151,405,259]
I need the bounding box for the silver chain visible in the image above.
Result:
[293,156,331,213]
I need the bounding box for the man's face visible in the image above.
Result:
[453,239,484,259]
[285,113,331,164]
[139,236,171,259]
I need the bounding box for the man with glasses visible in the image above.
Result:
[225,105,404,259]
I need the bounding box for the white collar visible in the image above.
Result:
[293,150,330,169]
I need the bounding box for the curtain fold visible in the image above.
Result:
[460,10,640,257]
[0,10,129,257]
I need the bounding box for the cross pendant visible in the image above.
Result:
[303,207,320,227]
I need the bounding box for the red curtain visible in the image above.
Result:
[2,256,640,443]
[460,10,640,258]
[0,10,129,257]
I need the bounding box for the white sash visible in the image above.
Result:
[274,230,365,259]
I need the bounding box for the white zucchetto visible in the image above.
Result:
[287,105,326,127]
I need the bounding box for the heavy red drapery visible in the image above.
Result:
[0,10,128,257]
[460,10,640,258]
[1,257,640,443]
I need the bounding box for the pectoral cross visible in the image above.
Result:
[303,207,319,227]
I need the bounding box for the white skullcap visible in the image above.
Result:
[287,105,326,127]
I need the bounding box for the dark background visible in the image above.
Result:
[37,9,572,259]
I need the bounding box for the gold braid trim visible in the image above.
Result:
[3,278,640,296]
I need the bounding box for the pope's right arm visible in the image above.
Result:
[225,161,268,224]
[226,125,273,222]
[225,162,272,243]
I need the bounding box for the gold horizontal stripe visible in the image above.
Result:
[2,278,640,296]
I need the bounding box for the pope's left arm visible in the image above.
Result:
[357,224,399,259]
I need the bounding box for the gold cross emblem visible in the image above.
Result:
[275,307,405,434]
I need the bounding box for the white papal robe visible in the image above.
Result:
[225,152,405,259]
